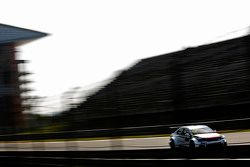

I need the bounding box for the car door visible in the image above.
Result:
[182,128,192,147]
[174,128,185,146]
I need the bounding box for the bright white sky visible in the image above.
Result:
[1,0,250,114]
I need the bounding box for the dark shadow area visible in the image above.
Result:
[0,145,249,166]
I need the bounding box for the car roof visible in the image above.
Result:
[179,125,209,130]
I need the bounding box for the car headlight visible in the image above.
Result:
[194,136,203,142]
[221,135,225,139]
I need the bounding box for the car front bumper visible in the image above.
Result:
[195,139,227,148]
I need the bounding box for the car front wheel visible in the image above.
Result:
[189,140,195,149]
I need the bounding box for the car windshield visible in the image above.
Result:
[191,127,214,134]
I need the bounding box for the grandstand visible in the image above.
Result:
[68,34,250,129]
[0,23,47,130]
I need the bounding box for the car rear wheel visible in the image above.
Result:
[170,139,176,149]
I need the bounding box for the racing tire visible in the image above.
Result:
[189,140,195,149]
[170,139,176,149]
[222,142,227,147]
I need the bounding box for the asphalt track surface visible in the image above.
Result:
[0,132,249,166]
[0,131,249,151]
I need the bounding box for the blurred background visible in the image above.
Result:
[0,1,250,163]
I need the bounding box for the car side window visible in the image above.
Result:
[176,128,183,135]
[182,128,190,136]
